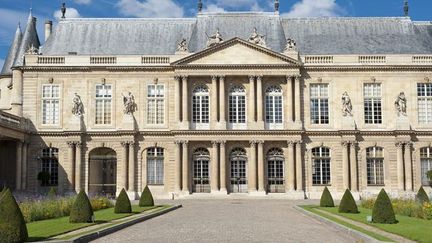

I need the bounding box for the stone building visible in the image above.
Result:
[0,2,432,199]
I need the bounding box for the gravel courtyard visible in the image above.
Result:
[93,199,360,243]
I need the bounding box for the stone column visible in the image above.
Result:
[181,76,189,127]
[211,76,218,128]
[174,76,181,124]
[287,141,295,191]
[295,140,303,191]
[182,141,190,193]
[294,75,301,123]
[350,142,358,191]
[11,69,23,116]
[248,76,256,125]
[219,76,226,127]
[15,141,23,190]
[174,141,182,192]
[128,142,136,192]
[404,142,413,191]
[21,142,28,190]
[396,142,405,191]
[286,76,294,125]
[67,141,76,190]
[257,140,265,192]
[211,141,219,192]
[75,142,82,192]
[342,141,350,190]
[219,141,227,192]
[256,76,264,127]
[120,142,128,190]
[249,141,257,192]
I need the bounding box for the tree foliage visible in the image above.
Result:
[338,189,359,213]
[0,188,28,243]
[69,190,94,223]
[115,189,132,214]
[139,186,154,207]
[320,186,334,207]
[416,186,430,204]
[372,189,397,224]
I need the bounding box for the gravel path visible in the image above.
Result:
[92,199,360,243]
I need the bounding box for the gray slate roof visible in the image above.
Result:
[1,25,22,75]
[42,12,432,56]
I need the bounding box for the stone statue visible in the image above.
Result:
[206,29,223,48]
[176,38,189,52]
[26,44,39,55]
[395,92,407,116]
[284,38,297,51]
[248,28,266,47]
[123,92,137,115]
[341,91,353,116]
[72,93,84,116]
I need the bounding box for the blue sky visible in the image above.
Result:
[1,0,431,68]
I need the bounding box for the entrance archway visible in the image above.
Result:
[192,148,210,193]
[230,148,248,193]
[88,147,117,197]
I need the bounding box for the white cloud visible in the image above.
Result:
[74,0,92,5]
[283,0,343,17]
[203,4,226,13]
[0,59,4,69]
[117,0,184,18]
[54,8,81,19]
[216,0,259,8]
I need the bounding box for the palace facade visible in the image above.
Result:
[1,5,432,199]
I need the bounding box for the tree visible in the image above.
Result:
[416,186,430,204]
[139,186,154,207]
[320,186,334,207]
[0,188,28,243]
[372,189,397,224]
[69,190,94,223]
[47,187,57,198]
[115,189,132,214]
[338,189,359,213]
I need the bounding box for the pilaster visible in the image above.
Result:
[286,141,295,192]
[211,141,219,193]
[182,140,190,194]
[218,76,227,129]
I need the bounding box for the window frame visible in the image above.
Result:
[228,85,247,129]
[417,83,432,124]
[420,147,432,185]
[41,84,61,125]
[191,85,210,129]
[366,147,385,186]
[265,86,284,129]
[146,147,164,185]
[311,147,331,185]
[310,84,329,125]
[40,147,59,187]
[95,84,113,125]
[363,83,383,125]
[146,84,165,125]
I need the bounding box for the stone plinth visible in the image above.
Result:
[67,115,82,131]
[396,115,410,130]
[341,115,356,130]
[120,114,135,131]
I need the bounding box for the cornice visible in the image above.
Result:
[173,64,301,70]
[304,65,432,72]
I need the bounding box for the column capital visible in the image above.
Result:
[294,74,302,80]
[181,75,188,80]
[121,141,129,147]
[405,141,413,147]
[211,75,218,81]
[295,140,303,145]
[75,141,82,148]
[67,141,75,147]
[256,75,263,81]
[218,140,226,145]
[129,141,136,147]
[174,140,182,145]
[211,140,219,147]
[218,75,225,80]
[256,140,264,144]
[248,75,256,81]
[174,76,182,81]
[341,141,350,147]
[249,140,257,146]
[182,140,189,145]
[395,141,405,148]
[287,140,295,147]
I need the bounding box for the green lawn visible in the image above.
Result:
[27,205,159,242]
[315,206,432,243]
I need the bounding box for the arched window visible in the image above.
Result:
[192,85,210,126]
[420,147,432,185]
[230,148,248,193]
[312,147,330,185]
[147,147,164,185]
[267,148,284,193]
[229,86,246,127]
[41,148,59,186]
[366,147,384,186]
[192,148,210,193]
[265,86,283,127]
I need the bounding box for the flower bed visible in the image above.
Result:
[361,198,432,220]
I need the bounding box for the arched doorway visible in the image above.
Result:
[267,148,285,193]
[192,148,210,193]
[89,148,117,197]
[230,148,248,193]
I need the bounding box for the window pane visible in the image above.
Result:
[310,84,329,124]
[147,148,164,185]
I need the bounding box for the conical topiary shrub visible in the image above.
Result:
[47,187,57,198]
[416,186,430,204]
[115,189,132,213]
[69,190,94,223]
[0,188,28,243]
[320,186,334,207]
[139,186,154,207]
[372,189,397,224]
[338,189,359,213]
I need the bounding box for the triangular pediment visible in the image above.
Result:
[172,38,300,66]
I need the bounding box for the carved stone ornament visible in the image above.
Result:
[341,91,353,117]
[395,92,407,116]
[248,28,266,47]
[122,92,137,115]
[284,38,297,51]
[72,93,84,116]
[206,29,223,48]
[176,38,189,52]
[26,44,39,55]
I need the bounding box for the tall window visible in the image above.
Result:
[310,84,329,124]
[192,148,210,193]
[95,84,112,125]
[366,147,384,186]
[417,83,432,124]
[420,147,432,185]
[312,147,331,185]
[147,84,165,124]
[267,148,284,193]
[147,147,164,185]
[229,86,246,125]
[192,85,210,126]
[364,83,382,124]
[42,84,60,125]
[265,86,283,126]
[41,148,59,186]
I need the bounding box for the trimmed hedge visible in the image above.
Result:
[139,186,154,207]
[115,189,132,214]
[69,190,94,223]
[47,187,57,198]
[416,186,430,204]
[338,189,359,213]
[320,186,334,207]
[0,188,28,243]
[372,189,397,224]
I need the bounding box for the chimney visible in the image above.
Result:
[45,20,52,41]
